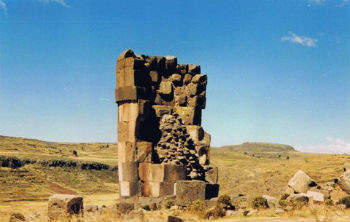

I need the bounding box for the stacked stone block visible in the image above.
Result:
[115,49,218,204]
[48,194,83,220]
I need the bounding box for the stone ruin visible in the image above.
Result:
[48,194,83,220]
[115,49,219,205]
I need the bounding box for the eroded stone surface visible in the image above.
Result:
[48,194,83,220]
[338,170,350,195]
[115,49,218,203]
[288,170,316,193]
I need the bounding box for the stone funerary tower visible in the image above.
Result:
[115,49,218,205]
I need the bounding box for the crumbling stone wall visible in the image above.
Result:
[115,49,218,202]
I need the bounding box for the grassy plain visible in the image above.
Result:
[0,135,349,221]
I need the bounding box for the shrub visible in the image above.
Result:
[188,200,206,219]
[252,196,268,209]
[188,200,205,213]
[9,213,25,222]
[280,193,290,200]
[205,204,226,219]
[325,199,333,206]
[217,194,231,206]
[279,199,288,208]
[165,200,175,209]
[340,196,350,208]
[141,204,150,211]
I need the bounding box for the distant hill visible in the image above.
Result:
[221,142,296,153]
[212,142,297,159]
[0,135,117,165]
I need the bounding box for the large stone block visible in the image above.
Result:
[142,182,175,197]
[175,180,206,206]
[116,57,147,88]
[155,56,166,72]
[48,194,83,220]
[152,105,173,117]
[183,74,192,85]
[174,85,185,95]
[159,81,173,95]
[118,102,139,122]
[118,142,136,163]
[288,170,316,193]
[115,86,150,102]
[118,121,136,142]
[136,142,152,163]
[188,64,200,74]
[187,83,199,96]
[164,164,186,182]
[120,181,140,197]
[118,49,135,59]
[187,96,206,109]
[201,131,211,146]
[176,64,188,75]
[139,163,164,182]
[139,163,186,183]
[173,107,201,125]
[338,170,350,195]
[186,125,204,143]
[165,56,177,73]
[118,161,138,182]
[306,191,324,203]
[205,167,218,184]
[175,95,187,106]
[170,74,182,86]
[149,71,159,83]
[155,93,175,106]
[262,195,278,208]
[123,69,150,87]
[199,153,208,165]
[124,57,145,69]
[144,56,157,70]
[191,74,207,85]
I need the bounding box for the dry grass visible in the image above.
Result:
[0,135,349,221]
[0,135,118,165]
[211,147,349,200]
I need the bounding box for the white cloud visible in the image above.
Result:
[307,0,349,7]
[0,0,7,13]
[99,98,111,102]
[296,137,350,154]
[308,0,326,5]
[337,0,349,7]
[39,0,70,8]
[281,32,318,47]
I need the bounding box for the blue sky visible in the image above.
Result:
[0,0,349,153]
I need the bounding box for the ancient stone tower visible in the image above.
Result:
[115,49,218,205]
